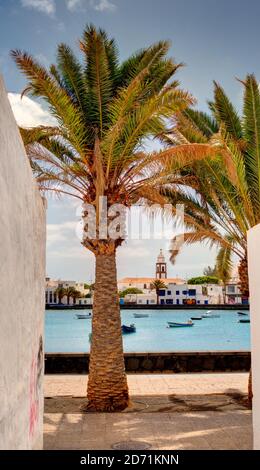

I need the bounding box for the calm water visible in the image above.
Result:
[45,309,251,352]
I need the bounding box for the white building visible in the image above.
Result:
[124,293,157,305]
[123,283,224,305]
[45,278,90,305]
[157,283,224,306]
[224,278,243,304]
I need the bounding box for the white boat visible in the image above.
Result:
[75,313,92,319]
[133,313,149,318]
[202,310,220,318]
[167,320,194,328]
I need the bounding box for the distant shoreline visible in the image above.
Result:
[45,304,249,311]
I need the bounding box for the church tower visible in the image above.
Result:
[156,249,167,279]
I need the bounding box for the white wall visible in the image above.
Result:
[0,76,46,449]
[248,224,260,450]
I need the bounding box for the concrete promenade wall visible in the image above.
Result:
[248,224,260,450]
[45,351,250,374]
[46,304,249,310]
[0,76,46,450]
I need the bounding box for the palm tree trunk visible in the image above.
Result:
[86,251,129,411]
[238,255,252,403]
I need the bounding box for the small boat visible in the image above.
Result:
[239,318,250,323]
[167,320,194,328]
[190,316,202,320]
[202,310,220,318]
[122,324,136,334]
[75,313,92,319]
[133,313,149,318]
[237,311,248,316]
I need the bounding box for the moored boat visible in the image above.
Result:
[167,320,194,328]
[239,318,250,323]
[202,311,220,318]
[190,316,202,320]
[122,324,136,334]
[237,311,248,316]
[133,313,149,318]
[75,313,92,319]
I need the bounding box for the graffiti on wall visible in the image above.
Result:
[29,335,43,438]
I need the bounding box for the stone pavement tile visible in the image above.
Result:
[156,435,213,450]
[44,435,57,450]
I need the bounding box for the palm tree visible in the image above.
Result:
[163,75,260,401]
[64,287,76,305]
[12,25,193,411]
[55,286,66,304]
[215,248,232,305]
[150,279,167,305]
[72,289,82,304]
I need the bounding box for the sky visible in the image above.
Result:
[1,0,259,282]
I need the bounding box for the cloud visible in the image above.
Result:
[66,0,116,12]
[8,93,56,127]
[91,0,116,12]
[47,221,78,246]
[21,0,56,17]
[66,0,82,11]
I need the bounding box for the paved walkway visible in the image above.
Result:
[44,373,252,450]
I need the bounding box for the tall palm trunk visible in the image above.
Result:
[238,255,252,403]
[86,250,129,411]
[238,256,249,300]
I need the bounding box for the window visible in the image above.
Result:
[159,289,165,296]
[188,289,196,296]
[166,299,173,305]
[162,266,165,272]
[144,284,147,289]
[182,290,187,295]
[167,290,171,295]
[227,285,235,293]
[50,292,53,303]
[160,299,165,305]
[176,290,180,295]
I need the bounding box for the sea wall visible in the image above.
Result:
[0,76,46,450]
[45,351,250,374]
[46,304,250,310]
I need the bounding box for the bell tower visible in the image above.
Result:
[156,249,167,279]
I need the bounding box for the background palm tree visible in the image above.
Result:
[162,75,260,401]
[72,289,82,304]
[55,286,66,304]
[150,279,167,305]
[63,287,77,305]
[12,25,194,411]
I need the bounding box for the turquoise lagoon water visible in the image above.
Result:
[45,309,250,353]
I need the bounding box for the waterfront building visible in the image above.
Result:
[123,283,224,305]
[157,282,224,305]
[45,277,89,305]
[118,276,184,293]
[224,278,244,304]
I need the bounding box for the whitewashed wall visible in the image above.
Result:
[0,76,46,449]
[248,224,260,450]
